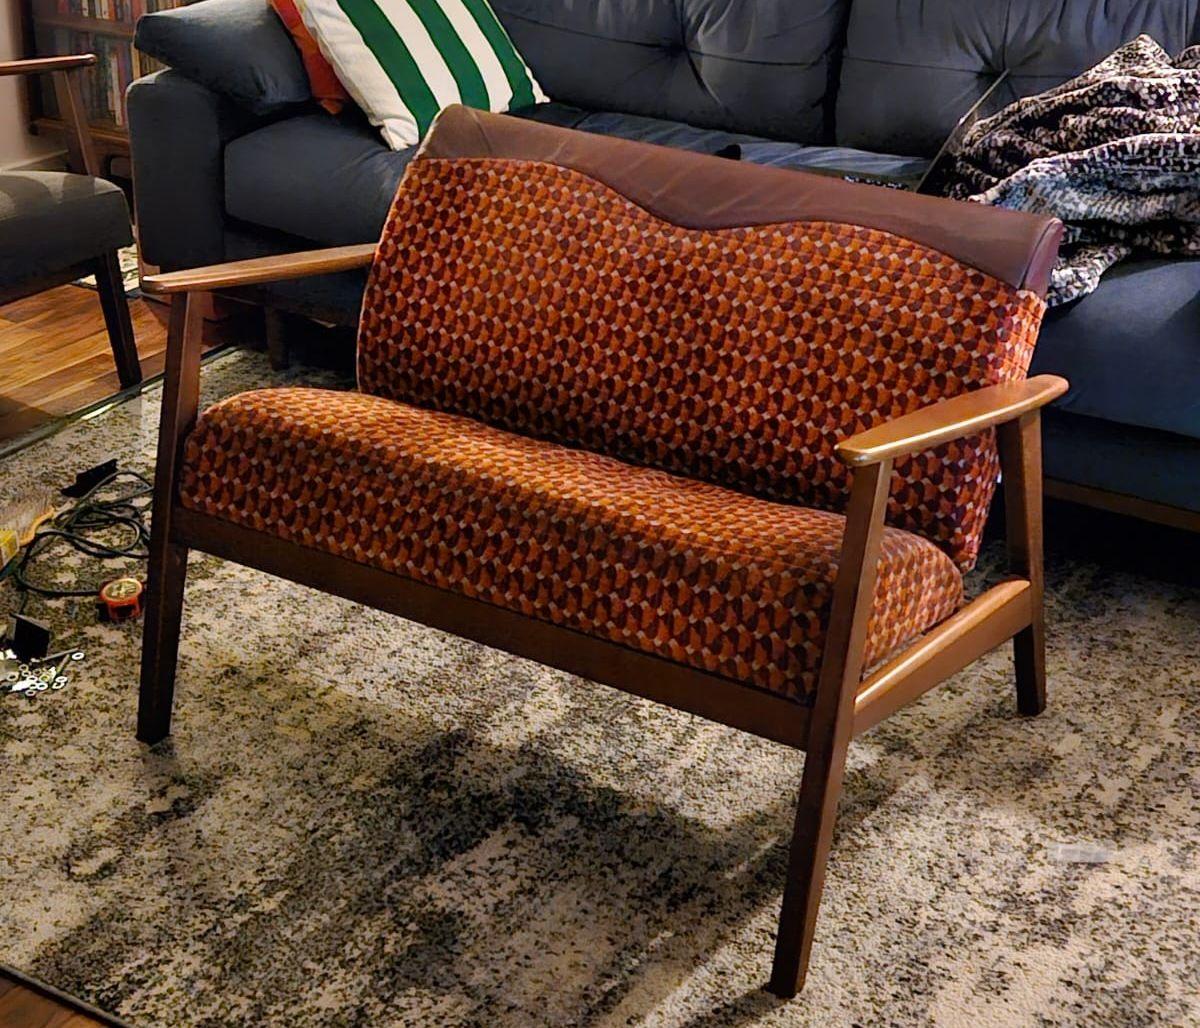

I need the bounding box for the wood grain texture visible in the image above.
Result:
[0,54,96,76]
[141,245,377,295]
[769,458,893,998]
[853,579,1033,735]
[0,285,237,447]
[1045,478,1200,533]
[0,285,166,444]
[137,294,203,743]
[836,375,1068,466]
[0,972,111,1027]
[999,411,1047,715]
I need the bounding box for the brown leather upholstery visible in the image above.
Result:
[418,105,1064,295]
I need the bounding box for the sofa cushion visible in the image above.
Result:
[224,106,929,248]
[571,111,930,182]
[837,0,1200,157]
[225,113,414,246]
[0,172,132,288]
[1030,257,1200,441]
[491,0,850,144]
[135,0,312,116]
[179,387,964,702]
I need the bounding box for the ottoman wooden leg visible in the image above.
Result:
[93,249,142,388]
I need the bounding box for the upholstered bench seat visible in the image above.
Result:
[179,386,964,702]
[0,171,133,288]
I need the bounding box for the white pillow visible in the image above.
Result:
[296,0,547,150]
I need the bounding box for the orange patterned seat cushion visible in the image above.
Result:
[359,158,1047,571]
[179,388,964,703]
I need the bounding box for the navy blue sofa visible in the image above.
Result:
[127,0,1200,527]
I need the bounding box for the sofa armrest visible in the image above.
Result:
[134,0,310,115]
[128,69,266,270]
[835,376,1069,467]
[141,244,377,295]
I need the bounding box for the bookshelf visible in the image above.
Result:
[20,0,193,170]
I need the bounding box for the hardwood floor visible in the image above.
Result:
[0,283,260,448]
[0,283,172,445]
[0,972,115,1027]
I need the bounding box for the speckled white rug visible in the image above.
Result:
[0,349,1198,1027]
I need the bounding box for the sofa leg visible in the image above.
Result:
[264,308,291,370]
[768,741,850,998]
[769,461,892,998]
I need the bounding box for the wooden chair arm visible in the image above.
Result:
[0,55,96,77]
[141,244,378,295]
[0,54,100,175]
[835,375,1069,467]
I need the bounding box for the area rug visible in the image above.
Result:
[0,349,1197,1027]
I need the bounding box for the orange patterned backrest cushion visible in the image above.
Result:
[358,158,1047,570]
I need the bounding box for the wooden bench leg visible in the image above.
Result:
[999,412,1047,716]
[137,294,203,743]
[769,726,853,997]
[92,249,142,388]
[137,539,188,743]
[769,460,892,997]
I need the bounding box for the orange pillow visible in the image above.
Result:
[268,0,350,115]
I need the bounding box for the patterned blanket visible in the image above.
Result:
[943,35,1200,305]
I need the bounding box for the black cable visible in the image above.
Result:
[0,470,152,612]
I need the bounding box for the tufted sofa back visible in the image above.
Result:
[837,0,1200,156]
[490,0,850,144]
[358,108,1061,570]
[489,0,1200,157]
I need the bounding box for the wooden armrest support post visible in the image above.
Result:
[816,371,1067,753]
[145,244,382,567]
[778,372,1068,991]
[141,244,378,296]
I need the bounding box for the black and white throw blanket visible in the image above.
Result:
[943,35,1200,305]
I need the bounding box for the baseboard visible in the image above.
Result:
[0,148,67,173]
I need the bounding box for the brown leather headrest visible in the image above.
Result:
[417,105,1063,297]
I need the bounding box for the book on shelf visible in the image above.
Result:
[39,29,135,126]
[30,0,196,138]
[53,0,135,22]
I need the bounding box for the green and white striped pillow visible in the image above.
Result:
[295,0,547,150]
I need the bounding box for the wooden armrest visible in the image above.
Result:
[836,375,1069,467]
[0,55,96,77]
[141,244,378,296]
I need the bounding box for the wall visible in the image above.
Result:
[0,0,61,169]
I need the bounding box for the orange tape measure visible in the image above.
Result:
[99,577,144,622]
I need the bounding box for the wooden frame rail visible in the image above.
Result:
[136,247,1068,1000]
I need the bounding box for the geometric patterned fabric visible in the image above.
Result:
[180,155,1052,702]
[359,158,1048,570]
[179,388,964,702]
